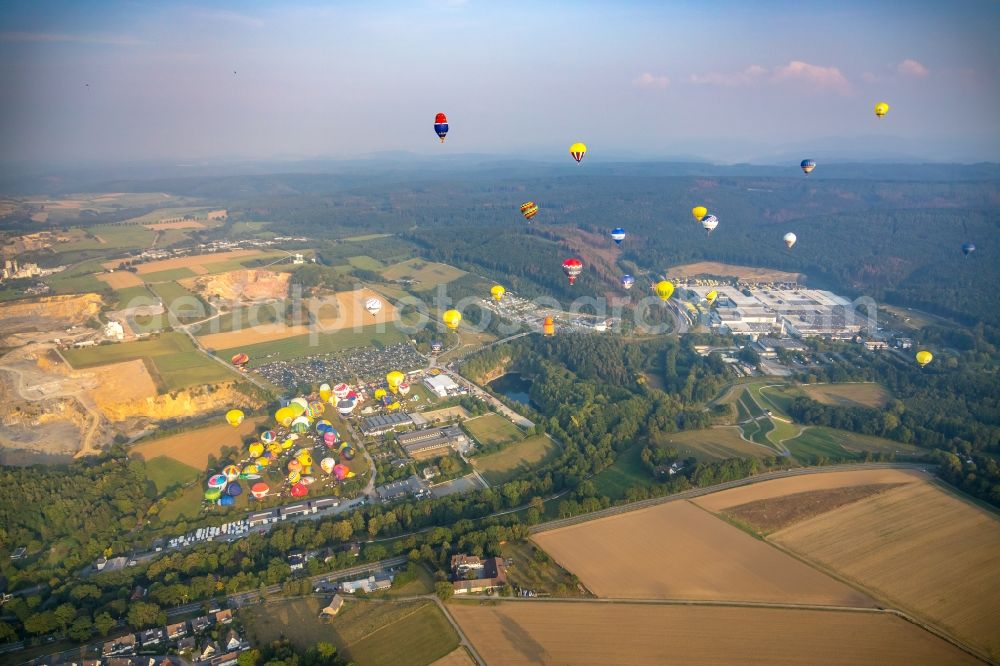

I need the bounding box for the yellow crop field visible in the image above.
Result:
[450,602,977,665]
[772,481,1000,658]
[532,500,870,605]
[130,416,266,470]
[97,271,145,289]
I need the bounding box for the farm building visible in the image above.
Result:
[320,595,345,617]
[397,426,467,459]
[423,374,459,397]
[340,574,393,594]
[360,412,414,436]
[452,556,508,595]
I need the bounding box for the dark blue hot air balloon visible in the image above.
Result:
[226,481,243,497]
[800,159,816,174]
[611,227,626,245]
[219,495,235,506]
[621,274,635,290]
[962,242,976,257]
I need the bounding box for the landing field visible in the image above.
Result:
[532,499,871,605]
[666,261,804,282]
[772,480,1000,658]
[450,602,978,665]
[463,413,524,447]
[213,325,407,367]
[797,382,892,409]
[381,258,466,289]
[130,416,266,470]
[657,427,773,461]
[472,435,559,486]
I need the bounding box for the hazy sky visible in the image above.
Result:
[2,0,999,165]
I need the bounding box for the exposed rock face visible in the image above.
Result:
[190,269,289,303]
[0,293,103,335]
[97,382,262,422]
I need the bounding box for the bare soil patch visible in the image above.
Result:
[532,499,871,606]
[450,602,977,665]
[144,220,205,230]
[667,261,804,282]
[97,271,144,289]
[723,483,906,533]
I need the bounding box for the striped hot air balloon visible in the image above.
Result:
[520,201,539,221]
[569,142,587,163]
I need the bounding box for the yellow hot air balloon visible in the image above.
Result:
[874,101,890,119]
[443,309,462,330]
[915,350,933,367]
[287,470,301,484]
[319,384,332,402]
[225,409,244,427]
[386,370,405,393]
[248,442,264,458]
[706,290,718,305]
[490,285,506,302]
[374,388,388,400]
[692,206,708,222]
[655,280,675,301]
[255,456,270,468]
[569,142,587,163]
[281,437,296,450]
[275,406,295,427]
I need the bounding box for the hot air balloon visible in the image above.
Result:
[701,215,719,235]
[288,459,302,473]
[962,242,976,257]
[290,397,309,414]
[915,350,933,367]
[621,275,635,290]
[490,285,506,301]
[230,352,249,368]
[223,465,240,482]
[267,442,282,457]
[333,383,350,399]
[569,142,587,163]
[248,442,264,458]
[611,227,626,245]
[706,290,719,306]
[398,382,410,396]
[321,457,336,474]
[434,112,449,142]
[315,419,333,434]
[431,341,443,354]
[655,280,675,301]
[204,488,222,501]
[692,206,708,222]
[260,430,276,444]
[520,201,539,221]
[242,463,260,477]
[800,159,816,174]
[386,370,405,393]
[365,298,382,317]
[307,401,325,418]
[562,258,583,285]
[287,470,301,484]
[543,317,555,336]
[300,476,316,486]
[281,436,297,450]
[319,383,332,402]
[443,309,462,330]
[874,102,890,119]
[290,483,309,498]
[274,406,295,427]
[220,495,236,506]
[333,464,350,481]
[373,388,388,401]
[297,451,313,469]
[226,481,243,497]
[290,416,311,434]
[255,457,270,469]
[225,409,244,427]
[340,446,356,461]
[337,399,356,415]
[783,232,797,250]
[323,430,339,447]
[251,482,269,499]
[208,474,228,489]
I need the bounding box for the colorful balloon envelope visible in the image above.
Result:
[274,407,295,427]
[611,227,626,245]
[962,242,976,256]
[208,474,228,489]
[242,463,260,476]
[490,285,506,301]
[248,442,264,457]
[365,298,383,317]
[520,201,539,221]
[251,482,269,499]
[701,215,719,234]
[255,457,270,468]
[290,482,308,498]
[260,430,275,444]
[692,206,708,222]
[706,290,718,305]
[226,481,243,497]
[290,416,312,434]
[386,370,405,393]
[288,459,302,473]
[434,112,449,142]
[340,446,356,461]
[321,457,336,474]
[319,383,332,401]
[290,397,309,414]
[333,464,350,480]
[569,142,587,163]
[783,232,797,249]
[281,436,296,450]
[800,159,816,174]
[223,465,240,482]
[543,316,555,336]
[442,309,462,330]
[874,102,890,119]
[219,495,235,506]
[621,275,635,290]
[323,430,339,447]
[230,352,249,367]
[300,475,316,486]
[655,280,675,301]
[287,470,301,484]
[225,409,244,427]
[915,350,933,367]
[333,383,350,399]
[308,401,325,418]
[374,388,388,400]
[297,451,313,468]
[315,420,333,434]
[399,382,410,396]
[204,488,222,501]
[562,258,583,285]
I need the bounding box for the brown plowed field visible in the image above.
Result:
[532,500,871,606]
[97,271,144,288]
[130,416,266,470]
[772,481,1000,658]
[450,602,978,665]
[723,483,906,533]
[692,468,927,512]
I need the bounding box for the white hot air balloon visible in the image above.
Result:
[365,297,382,317]
[783,232,797,250]
[701,214,719,235]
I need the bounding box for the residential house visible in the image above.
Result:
[140,627,165,647]
[223,629,243,652]
[451,554,484,577]
[214,609,233,625]
[177,637,196,655]
[191,616,212,634]
[107,659,135,666]
[198,642,219,661]
[102,634,137,657]
[452,557,508,595]
[320,595,344,617]
[166,621,188,640]
[209,652,239,666]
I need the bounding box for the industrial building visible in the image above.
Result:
[423,374,460,398]
[360,412,414,436]
[397,426,467,459]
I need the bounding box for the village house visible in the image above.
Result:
[166,621,188,640]
[320,595,345,617]
[102,634,136,657]
[452,556,508,595]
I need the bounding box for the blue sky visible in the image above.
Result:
[1,0,998,164]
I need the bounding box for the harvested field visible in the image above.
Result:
[430,648,475,666]
[86,359,159,411]
[692,468,926,512]
[473,435,559,486]
[198,324,313,350]
[450,602,979,665]
[130,416,266,470]
[723,483,906,533]
[108,249,262,274]
[666,261,803,282]
[183,269,289,302]
[772,481,1000,658]
[144,220,205,230]
[97,271,144,289]
[381,258,466,288]
[658,427,773,461]
[799,382,891,409]
[532,500,871,605]
[421,406,472,423]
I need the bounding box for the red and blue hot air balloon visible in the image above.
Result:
[800,159,816,174]
[611,227,626,245]
[434,113,449,143]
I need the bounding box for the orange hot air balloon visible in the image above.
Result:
[543,317,555,336]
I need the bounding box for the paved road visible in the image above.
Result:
[446,369,535,429]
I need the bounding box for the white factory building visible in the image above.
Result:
[423,374,460,398]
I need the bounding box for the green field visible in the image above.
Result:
[343,233,393,242]
[463,414,524,447]
[158,483,205,522]
[45,259,110,295]
[201,251,291,274]
[141,267,198,283]
[215,325,407,366]
[592,443,652,500]
[473,434,559,485]
[112,285,155,305]
[193,305,283,336]
[148,281,211,322]
[785,427,923,464]
[144,455,200,495]
[241,598,458,666]
[659,428,774,461]
[381,258,466,289]
[120,206,211,224]
[152,353,234,392]
[347,255,385,271]
[57,224,156,251]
